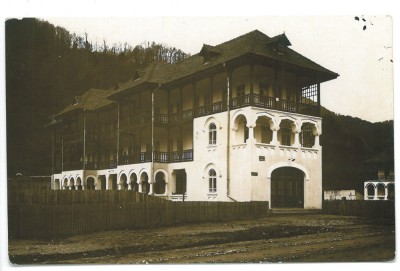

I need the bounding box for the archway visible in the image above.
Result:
[129,173,138,191]
[377,183,385,200]
[271,167,304,208]
[154,171,166,194]
[86,177,95,190]
[255,116,272,144]
[76,177,82,190]
[233,114,248,144]
[97,175,106,190]
[108,174,117,190]
[119,173,128,190]
[69,177,75,190]
[367,183,375,199]
[278,119,294,146]
[63,178,68,190]
[140,172,150,194]
[300,123,315,148]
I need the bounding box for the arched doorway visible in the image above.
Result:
[63,178,68,190]
[154,172,166,194]
[69,177,75,190]
[76,177,82,190]
[86,177,95,190]
[119,173,128,190]
[130,173,138,192]
[271,167,304,208]
[140,172,150,194]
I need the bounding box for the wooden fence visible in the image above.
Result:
[323,200,395,218]
[8,190,269,239]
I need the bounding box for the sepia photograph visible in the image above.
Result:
[1,1,397,269]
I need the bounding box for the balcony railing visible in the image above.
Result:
[119,149,193,164]
[97,160,117,170]
[231,94,320,117]
[63,161,83,171]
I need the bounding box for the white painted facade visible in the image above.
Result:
[324,190,363,201]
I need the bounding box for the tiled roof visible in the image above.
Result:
[56,88,116,117]
[112,29,338,98]
[60,29,339,112]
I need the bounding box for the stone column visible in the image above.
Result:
[269,118,280,146]
[292,123,301,148]
[384,184,388,200]
[374,185,378,200]
[138,181,143,193]
[149,181,154,195]
[271,128,279,146]
[246,123,256,144]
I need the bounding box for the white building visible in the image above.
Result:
[324,190,363,201]
[49,30,338,209]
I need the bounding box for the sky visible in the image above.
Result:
[43,16,393,123]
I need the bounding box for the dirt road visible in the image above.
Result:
[8,213,395,264]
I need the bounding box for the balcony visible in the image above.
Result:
[120,112,169,129]
[97,160,117,170]
[119,149,194,165]
[63,161,83,171]
[231,94,320,117]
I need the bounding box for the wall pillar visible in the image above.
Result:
[313,134,320,149]
[246,123,256,144]
[149,181,154,195]
[374,185,378,200]
[364,185,368,200]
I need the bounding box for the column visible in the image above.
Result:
[149,181,154,195]
[385,184,388,200]
[374,185,378,200]
[271,128,279,145]
[292,123,301,148]
[138,180,143,193]
[246,123,256,144]
[293,131,301,148]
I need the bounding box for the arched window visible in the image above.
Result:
[209,169,217,193]
[209,123,217,145]
[300,123,315,148]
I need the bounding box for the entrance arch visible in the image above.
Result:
[154,171,166,194]
[271,167,304,208]
[86,177,95,190]
[119,173,128,190]
[129,173,138,191]
[140,172,150,194]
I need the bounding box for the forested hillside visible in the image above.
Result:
[6,18,189,176]
[5,18,394,192]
